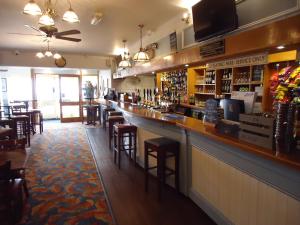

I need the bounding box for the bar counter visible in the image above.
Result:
[99,100,300,225]
[104,100,300,170]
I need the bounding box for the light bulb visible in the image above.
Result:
[53,53,62,59]
[39,13,55,26]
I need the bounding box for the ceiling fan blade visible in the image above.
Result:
[56,36,82,42]
[55,30,81,36]
[8,32,44,36]
[24,25,47,35]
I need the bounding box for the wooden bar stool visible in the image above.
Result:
[29,109,43,134]
[108,116,124,149]
[144,137,180,200]
[102,108,115,129]
[113,124,137,169]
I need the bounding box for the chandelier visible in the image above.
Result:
[133,24,150,62]
[23,0,80,26]
[118,40,131,69]
[36,41,62,59]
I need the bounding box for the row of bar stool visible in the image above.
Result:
[103,106,180,200]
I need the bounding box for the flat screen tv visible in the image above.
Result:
[192,0,238,42]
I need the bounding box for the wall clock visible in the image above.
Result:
[55,56,67,67]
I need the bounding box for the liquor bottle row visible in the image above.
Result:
[222,69,232,79]
[221,80,231,93]
[205,70,216,84]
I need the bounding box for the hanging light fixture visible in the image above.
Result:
[23,0,42,16]
[63,0,80,23]
[119,40,132,69]
[53,53,62,59]
[44,41,53,57]
[39,10,55,26]
[36,52,44,58]
[133,24,150,62]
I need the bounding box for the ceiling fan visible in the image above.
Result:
[9,25,82,42]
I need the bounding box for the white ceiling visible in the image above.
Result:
[0,0,191,56]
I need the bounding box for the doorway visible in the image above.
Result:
[36,74,60,120]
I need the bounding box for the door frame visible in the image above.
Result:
[59,74,82,123]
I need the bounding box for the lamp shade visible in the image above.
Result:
[36,52,44,58]
[53,53,62,59]
[45,51,53,57]
[63,8,80,23]
[23,0,42,16]
[133,50,149,62]
[39,13,55,26]
[118,59,132,68]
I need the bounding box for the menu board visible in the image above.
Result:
[204,99,219,124]
[170,32,177,53]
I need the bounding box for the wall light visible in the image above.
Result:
[182,12,190,24]
[277,45,285,50]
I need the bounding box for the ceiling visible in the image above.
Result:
[0,0,191,56]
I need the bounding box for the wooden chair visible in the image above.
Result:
[0,161,24,223]
[0,138,29,197]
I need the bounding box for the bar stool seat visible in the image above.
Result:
[108,111,123,117]
[103,108,115,129]
[113,124,137,169]
[144,137,180,200]
[108,116,124,149]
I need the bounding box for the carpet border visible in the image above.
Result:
[85,128,118,225]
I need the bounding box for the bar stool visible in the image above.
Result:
[11,115,30,146]
[102,108,115,129]
[30,109,43,134]
[113,124,137,169]
[108,116,124,149]
[144,137,180,200]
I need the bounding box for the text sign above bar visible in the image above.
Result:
[206,53,268,70]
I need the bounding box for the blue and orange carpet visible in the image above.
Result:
[22,122,114,225]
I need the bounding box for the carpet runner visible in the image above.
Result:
[21,123,114,225]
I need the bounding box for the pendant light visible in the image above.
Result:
[39,10,55,26]
[36,52,44,58]
[119,40,132,69]
[63,0,80,23]
[133,24,150,62]
[23,0,42,16]
[44,41,53,57]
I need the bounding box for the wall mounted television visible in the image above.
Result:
[192,0,238,42]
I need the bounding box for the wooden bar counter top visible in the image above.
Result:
[100,100,300,171]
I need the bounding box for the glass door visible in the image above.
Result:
[36,74,60,120]
[59,75,81,122]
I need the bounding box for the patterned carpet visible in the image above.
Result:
[21,122,114,225]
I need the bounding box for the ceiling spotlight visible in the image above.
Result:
[23,0,42,16]
[185,64,189,67]
[63,0,79,23]
[91,12,103,25]
[277,45,285,50]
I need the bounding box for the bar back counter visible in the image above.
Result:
[102,100,300,225]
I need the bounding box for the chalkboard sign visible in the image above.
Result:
[170,32,177,53]
[204,99,220,124]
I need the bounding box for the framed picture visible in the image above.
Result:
[1,78,7,92]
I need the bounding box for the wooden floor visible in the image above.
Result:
[86,127,216,225]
